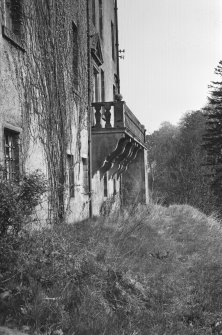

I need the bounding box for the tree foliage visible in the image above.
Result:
[203,60,222,200]
[147,112,216,214]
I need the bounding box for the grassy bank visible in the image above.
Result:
[1,204,222,334]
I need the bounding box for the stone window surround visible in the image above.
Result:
[3,124,22,181]
[2,0,25,52]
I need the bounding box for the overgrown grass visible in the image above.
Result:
[1,204,222,334]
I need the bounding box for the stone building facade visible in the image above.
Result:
[0,0,148,223]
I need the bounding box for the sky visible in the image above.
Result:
[117,0,222,133]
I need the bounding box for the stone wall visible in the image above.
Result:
[0,0,90,223]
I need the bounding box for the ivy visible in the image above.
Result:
[11,0,88,222]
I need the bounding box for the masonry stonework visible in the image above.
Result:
[0,0,148,224]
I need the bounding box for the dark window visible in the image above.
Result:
[4,129,19,181]
[93,67,99,102]
[92,0,96,26]
[99,0,103,39]
[82,158,88,193]
[101,69,105,102]
[104,172,108,197]
[111,21,115,60]
[72,22,78,90]
[67,154,74,198]
[113,85,116,100]
[113,178,116,195]
[4,0,22,36]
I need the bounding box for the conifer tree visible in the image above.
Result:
[203,60,222,196]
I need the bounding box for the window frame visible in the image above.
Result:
[67,154,75,198]
[72,21,79,91]
[99,0,103,39]
[2,0,25,51]
[82,158,89,194]
[92,0,96,26]
[100,69,105,102]
[104,172,108,197]
[93,66,100,102]
[111,21,115,60]
[4,128,20,181]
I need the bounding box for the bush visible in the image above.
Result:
[0,170,47,236]
[0,171,47,327]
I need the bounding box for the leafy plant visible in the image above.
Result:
[0,170,47,237]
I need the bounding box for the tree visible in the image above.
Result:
[147,112,217,214]
[203,60,222,201]
[147,122,179,204]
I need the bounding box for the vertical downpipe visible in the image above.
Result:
[114,0,120,93]
[87,0,93,218]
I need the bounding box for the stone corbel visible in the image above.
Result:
[99,137,130,177]
[109,141,134,178]
[116,144,140,179]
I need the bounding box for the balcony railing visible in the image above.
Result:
[92,101,146,144]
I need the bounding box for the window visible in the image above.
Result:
[111,21,115,60]
[93,67,99,102]
[113,85,116,101]
[104,172,108,197]
[113,178,116,195]
[99,0,103,39]
[4,129,19,180]
[82,158,88,193]
[100,69,105,102]
[4,0,22,36]
[72,22,78,90]
[92,0,96,26]
[67,154,74,198]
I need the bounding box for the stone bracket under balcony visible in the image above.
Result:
[91,131,142,178]
[91,101,147,178]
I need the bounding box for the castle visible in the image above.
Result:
[0,0,148,223]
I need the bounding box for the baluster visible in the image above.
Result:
[104,103,112,128]
[114,101,124,128]
[94,104,102,128]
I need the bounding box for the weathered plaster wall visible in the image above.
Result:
[0,0,90,223]
[90,0,121,215]
[0,3,22,165]
[101,0,118,101]
[122,148,149,206]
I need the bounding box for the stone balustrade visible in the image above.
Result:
[92,101,146,144]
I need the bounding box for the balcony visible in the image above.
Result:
[91,101,147,177]
[92,101,146,145]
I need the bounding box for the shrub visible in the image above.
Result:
[0,170,47,237]
[0,171,47,327]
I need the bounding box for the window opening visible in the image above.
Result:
[101,69,105,102]
[111,21,115,60]
[92,0,96,26]
[67,154,74,198]
[113,85,116,101]
[113,178,116,195]
[4,129,19,181]
[72,22,78,90]
[4,0,22,36]
[104,172,108,197]
[99,0,103,39]
[82,158,88,193]
[93,67,99,102]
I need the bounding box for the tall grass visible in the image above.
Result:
[1,204,222,334]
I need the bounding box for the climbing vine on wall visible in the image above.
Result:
[13,0,88,222]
